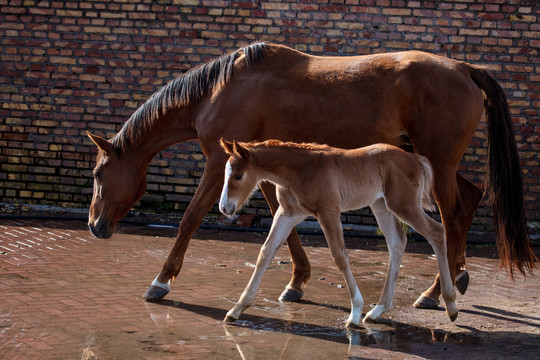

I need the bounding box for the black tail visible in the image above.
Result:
[470,67,537,277]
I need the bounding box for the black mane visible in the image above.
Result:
[112,42,268,152]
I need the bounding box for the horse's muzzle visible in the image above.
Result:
[88,219,114,239]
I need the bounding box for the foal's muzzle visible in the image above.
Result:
[219,203,236,217]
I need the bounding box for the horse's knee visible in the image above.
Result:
[416,218,446,250]
[430,222,446,244]
[331,252,350,271]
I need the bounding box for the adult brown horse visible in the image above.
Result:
[87,42,536,310]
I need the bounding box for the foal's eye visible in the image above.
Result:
[235,174,243,181]
[94,171,102,180]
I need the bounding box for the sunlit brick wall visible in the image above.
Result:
[0,0,538,229]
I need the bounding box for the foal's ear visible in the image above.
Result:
[87,131,114,155]
[232,140,251,161]
[219,137,235,155]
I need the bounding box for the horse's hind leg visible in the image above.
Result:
[318,211,364,328]
[414,172,482,309]
[225,209,304,322]
[364,199,407,323]
[454,173,482,294]
[259,181,311,302]
[144,157,226,301]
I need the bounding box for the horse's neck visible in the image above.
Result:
[118,107,197,164]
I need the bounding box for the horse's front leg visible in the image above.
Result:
[225,209,303,322]
[259,182,311,302]
[364,200,407,322]
[144,157,226,301]
[318,212,364,328]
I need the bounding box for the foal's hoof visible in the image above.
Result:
[362,315,378,324]
[413,294,440,309]
[345,321,362,329]
[279,288,303,302]
[143,285,169,302]
[455,270,469,295]
[224,315,238,324]
[448,311,459,322]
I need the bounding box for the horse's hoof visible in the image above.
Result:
[455,270,469,295]
[413,294,440,309]
[224,315,238,324]
[345,321,362,329]
[279,288,303,302]
[362,315,378,324]
[448,311,459,322]
[143,285,169,302]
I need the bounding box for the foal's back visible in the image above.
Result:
[306,143,428,212]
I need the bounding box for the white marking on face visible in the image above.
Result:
[219,161,233,215]
[225,160,232,178]
[94,180,103,198]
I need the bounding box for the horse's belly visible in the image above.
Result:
[340,190,383,213]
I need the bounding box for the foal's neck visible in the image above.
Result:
[253,147,319,186]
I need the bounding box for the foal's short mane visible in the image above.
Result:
[246,139,333,152]
[240,140,334,166]
[112,42,268,152]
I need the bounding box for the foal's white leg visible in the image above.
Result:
[403,214,459,321]
[224,209,303,323]
[318,213,364,328]
[364,200,407,323]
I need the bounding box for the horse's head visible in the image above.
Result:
[87,132,147,239]
[219,138,258,217]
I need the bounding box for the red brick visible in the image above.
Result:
[0,0,538,224]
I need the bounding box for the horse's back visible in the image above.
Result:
[261,44,475,84]
[203,44,484,162]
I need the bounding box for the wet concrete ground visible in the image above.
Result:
[1,218,539,359]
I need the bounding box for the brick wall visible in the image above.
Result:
[0,0,539,231]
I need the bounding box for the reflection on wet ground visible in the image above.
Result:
[141,297,481,360]
[1,219,539,359]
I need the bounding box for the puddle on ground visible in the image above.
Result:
[4,220,536,359]
[224,312,479,350]
[140,297,481,359]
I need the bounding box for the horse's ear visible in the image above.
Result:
[233,140,251,161]
[87,131,114,155]
[220,137,235,155]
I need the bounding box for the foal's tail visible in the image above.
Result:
[469,67,537,277]
[415,154,436,213]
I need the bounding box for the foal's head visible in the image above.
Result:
[219,138,258,217]
[87,132,147,239]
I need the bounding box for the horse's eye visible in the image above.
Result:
[235,174,243,181]
[94,171,102,180]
